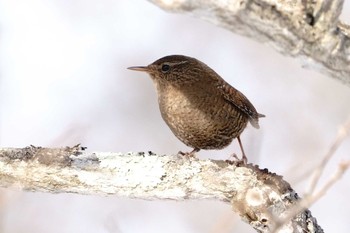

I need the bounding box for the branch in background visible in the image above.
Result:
[0,146,322,233]
[149,0,350,86]
[273,160,350,233]
[308,117,350,194]
[269,116,350,232]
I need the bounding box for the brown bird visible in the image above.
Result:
[128,55,264,163]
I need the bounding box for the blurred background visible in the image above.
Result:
[0,0,350,232]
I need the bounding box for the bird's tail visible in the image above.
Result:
[249,113,265,129]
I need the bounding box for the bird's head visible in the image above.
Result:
[128,55,205,86]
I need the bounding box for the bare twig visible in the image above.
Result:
[286,117,350,186]
[271,117,350,232]
[273,160,350,233]
[308,117,350,194]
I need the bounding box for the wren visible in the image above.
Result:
[128,55,264,163]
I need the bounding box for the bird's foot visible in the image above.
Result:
[178,148,200,158]
[226,153,248,165]
[241,154,248,165]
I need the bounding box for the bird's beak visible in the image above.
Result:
[127,66,149,72]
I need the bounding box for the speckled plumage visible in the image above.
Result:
[128,55,264,162]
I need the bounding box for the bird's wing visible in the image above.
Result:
[217,81,265,129]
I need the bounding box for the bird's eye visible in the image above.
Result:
[161,64,170,73]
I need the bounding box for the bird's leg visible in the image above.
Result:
[237,136,248,164]
[178,148,200,157]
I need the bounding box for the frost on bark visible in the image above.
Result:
[149,0,350,86]
[0,146,323,233]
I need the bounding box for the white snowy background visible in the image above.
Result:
[0,0,350,232]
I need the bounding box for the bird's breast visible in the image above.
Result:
[156,84,248,149]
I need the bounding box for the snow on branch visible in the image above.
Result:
[149,0,350,86]
[0,146,323,232]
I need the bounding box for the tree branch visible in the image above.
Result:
[148,0,350,86]
[0,146,323,232]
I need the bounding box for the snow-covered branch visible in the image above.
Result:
[0,146,323,232]
[149,0,350,86]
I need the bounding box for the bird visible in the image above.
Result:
[128,55,264,163]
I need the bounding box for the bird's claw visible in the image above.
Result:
[178,148,200,158]
[227,153,248,165]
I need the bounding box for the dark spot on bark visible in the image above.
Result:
[160,174,166,180]
[305,13,315,26]
[148,151,156,156]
